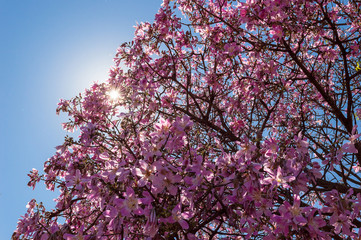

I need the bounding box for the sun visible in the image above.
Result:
[107,89,121,101]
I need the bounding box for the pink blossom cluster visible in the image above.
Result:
[14,0,361,239]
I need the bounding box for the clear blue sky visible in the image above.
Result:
[0,1,162,238]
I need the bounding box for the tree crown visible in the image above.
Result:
[14,0,361,239]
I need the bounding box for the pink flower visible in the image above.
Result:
[63,227,89,240]
[133,160,156,187]
[262,166,295,188]
[65,169,86,191]
[121,187,143,216]
[26,199,37,211]
[27,168,41,190]
[162,203,191,230]
[152,163,182,195]
[330,213,353,235]
[294,132,309,154]
[269,25,283,40]
[341,142,358,154]
[264,138,279,159]
[307,162,322,183]
[239,8,247,17]
[306,209,326,237]
[279,195,308,227]
[144,208,159,237]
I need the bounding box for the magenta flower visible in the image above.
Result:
[330,213,354,235]
[262,166,295,188]
[65,169,88,191]
[278,195,308,227]
[341,142,358,154]
[264,138,279,159]
[121,187,143,216]
[269,25,283,40]
[162,203,191,230]
[144,208,159,238]
[294,132,309,154]
[27,168,41,190]
[305,209,326,237]
[133,160,156,187]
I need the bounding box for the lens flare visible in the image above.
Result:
[107,89,121,101]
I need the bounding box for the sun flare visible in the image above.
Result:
[107,89,121,101]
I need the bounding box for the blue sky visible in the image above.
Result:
[0,1,162,238]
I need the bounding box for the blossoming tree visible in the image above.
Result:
[14,0,361,239]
